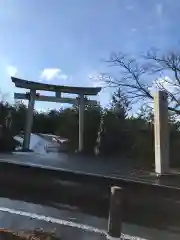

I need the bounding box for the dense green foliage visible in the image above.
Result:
[0,88,180,169]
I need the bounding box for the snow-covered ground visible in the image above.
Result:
[14,133,61,154]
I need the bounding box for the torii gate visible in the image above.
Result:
[11,77,101,152]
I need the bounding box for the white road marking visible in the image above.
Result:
[0,207,146,240]
[0,206,105,234]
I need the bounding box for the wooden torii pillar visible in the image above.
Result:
[11,77,101,152]
[78,92,84,152]
[23,89,36,150]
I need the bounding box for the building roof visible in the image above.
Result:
[11,77,101,95]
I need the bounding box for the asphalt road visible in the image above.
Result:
[0,152,180,239]
[0,152,180,190]
[0,197,180,240]
[0,197,107,240]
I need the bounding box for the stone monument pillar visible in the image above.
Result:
[154,90,169,175]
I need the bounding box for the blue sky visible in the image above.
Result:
[0,0,180,111]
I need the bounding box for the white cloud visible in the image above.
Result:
[150,76,177,94]
[156,3,163,16]
[88,72,106,87]
[40,68,68,81]
[6,65,18,77]
[58,73,68,80]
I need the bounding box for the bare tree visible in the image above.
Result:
[103,49,180,114]
[111,88,131,118]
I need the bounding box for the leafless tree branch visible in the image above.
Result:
[145,49,180,86]
[101,49,180,115]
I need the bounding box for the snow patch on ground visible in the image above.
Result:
[14,135,23,145]
[14,133,60,154]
